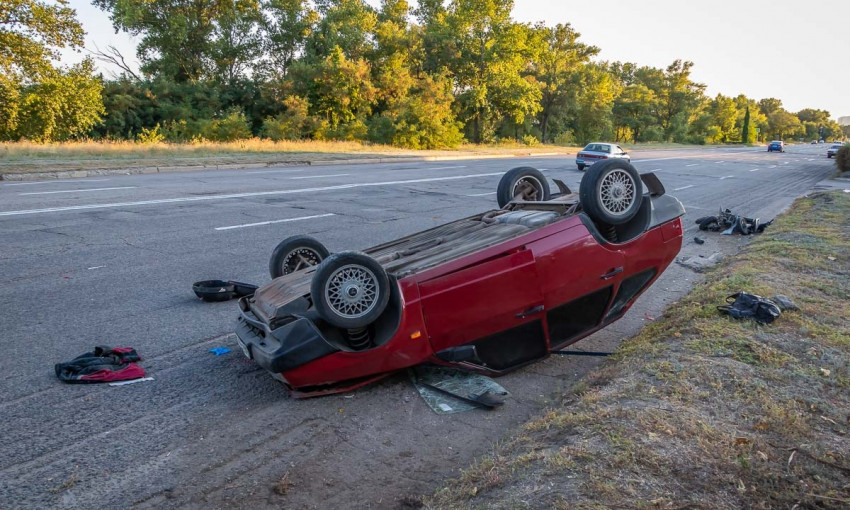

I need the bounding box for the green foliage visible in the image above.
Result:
[262,95,312,140]
[14,60,104,142]
[204,108,252,141]
[136,123,164,144]
[0,0,85,79]
[835,145,850,174]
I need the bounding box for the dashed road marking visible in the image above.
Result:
[719,175,734,180]
[685,164,699,167]
[2,179,111,187]
[290,173,350,180]
[673,185,695,191]
[19,186,137,196]
[750,168,760,172]
[465,192,497,197]
[215,213,336,231]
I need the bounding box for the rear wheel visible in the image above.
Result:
[577,164,586,171]
[579,159,644,225]
[310,251,390,329]
[269,235,329,279]
[496,167,551,208]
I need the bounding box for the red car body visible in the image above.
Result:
[236,174,684,396]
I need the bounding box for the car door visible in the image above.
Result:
[418,247,547,370]
[528,223,625,349]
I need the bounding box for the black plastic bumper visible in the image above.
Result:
[235,301,338,373]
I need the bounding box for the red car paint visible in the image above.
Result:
[268,213,682,393]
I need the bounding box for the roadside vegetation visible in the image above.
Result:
[2,0,848,150]
[426,191,850,509]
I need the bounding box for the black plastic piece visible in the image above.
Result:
[193,280,236,301]
[435,345,483,365]
[228,281,258,298]
[236,311,338,373]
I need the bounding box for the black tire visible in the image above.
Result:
[579,159,644,225]
[269,235,330,279]
[496,167,551,208]
[310,251,390,329]
[577,164,586,171]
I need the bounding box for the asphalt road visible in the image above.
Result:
[0,145,838,509]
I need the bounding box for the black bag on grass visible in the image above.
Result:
[717,292,781,324]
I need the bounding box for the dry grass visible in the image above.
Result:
[0,139,575,175]
[425,191,850,509]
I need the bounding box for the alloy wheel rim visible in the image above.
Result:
[324,264,379,318]
[599,169,636,215]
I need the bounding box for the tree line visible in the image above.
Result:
[2,0,848,146]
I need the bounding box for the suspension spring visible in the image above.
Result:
[605,224,619,243]
[347,327,371,350]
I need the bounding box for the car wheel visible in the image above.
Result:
[496,166,551,208]
[269,235,330,279]
[579,159,644,225]
[577,164,586,171]
[310,251,390,329]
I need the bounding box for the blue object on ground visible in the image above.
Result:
[209,347,231,356]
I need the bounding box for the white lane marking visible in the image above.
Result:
[19,186,137,196]
[769,165,778,168]
[683,204,709,210]
[673,185,695,191]
[245,168,310,174]
[685,164,698,167]
[2,179,111,187]
[87,265,106,270]
[420,165,467,171]
[719,175,734,180]
[716,161,725,164]
[631,150,756,163]
[750,168,760,172]
[783,161,790,165]
[0,171,506,217]
[648,168,662,172]
[465,192,497,197]
[290,173,349,180]
[216,213,336,231]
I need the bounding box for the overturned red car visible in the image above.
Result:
[235,159,684,396]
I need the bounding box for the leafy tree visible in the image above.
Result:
[758,97,782,116]
[652,60,706,141]
[15,60,104,141]
[0,0,84,79]
[741,106,750,144]
[304,0,376,62]
[612,82,655,143]
[570,64,617,144]
[261,0,317,77]
[767,110,801,140]
[532,23,597,143]
[210,0,264,83]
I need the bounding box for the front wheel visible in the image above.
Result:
[269,235,330,279]
[496,167,551,208]
[579,159,644,225]
[310,251,390,329]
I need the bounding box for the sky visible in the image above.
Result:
[64,0,849,120]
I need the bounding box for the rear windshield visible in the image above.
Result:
[584,144,611,153]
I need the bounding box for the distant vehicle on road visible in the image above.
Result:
[576,143,630,171]
[767,141,785,153]
[811,140,818,144]
[827,143,843,158]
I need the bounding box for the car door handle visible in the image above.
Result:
[600,267,623,280]
[516,305,544,319]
